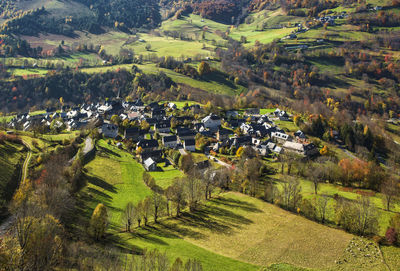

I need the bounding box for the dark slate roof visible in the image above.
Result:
[137,139,159,149]
[163,135,177,143]
[184,139,196,146]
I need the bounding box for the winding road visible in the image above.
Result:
[21,140,33,183]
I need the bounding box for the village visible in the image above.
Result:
[6,99,318,172]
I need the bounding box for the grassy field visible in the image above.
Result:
[72,135,400,271]
[79,140,259,270]
[270,172,400,236]
[82,62,246,95]
[149,163,184,189]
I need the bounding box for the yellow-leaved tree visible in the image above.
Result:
[89,203,108,240]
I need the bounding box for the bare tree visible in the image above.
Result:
[281,176,302,210]
[185,176,204,211]
[264,180,278,203]
[142,197,152,226]
[122,202,136,232]
[152,192,165,223]
[316,195,329,224]
[308,163,325,195]
[381,177,399,211]
[170,178,187,217]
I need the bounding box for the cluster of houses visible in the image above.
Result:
[7,100,318,171]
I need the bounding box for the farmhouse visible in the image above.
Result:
[282,141,318,156]
[143,158,157,171]
[201,114,221,130]
[271,131,290,143]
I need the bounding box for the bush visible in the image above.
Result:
[385,227,397,245]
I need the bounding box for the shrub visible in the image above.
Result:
[385,227,397,245]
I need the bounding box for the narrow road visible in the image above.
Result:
[207,154,232,169]
[21,140,32,183]
[69,137,93,164]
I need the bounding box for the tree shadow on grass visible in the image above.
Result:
[210,196,262,213]
[85,174,117,193]
[98,145,121,158]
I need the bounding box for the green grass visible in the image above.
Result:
[82,63,246,95]
[80,140,259,271]
[0,140,24,210]
[271,172,400,235]
[149,163,184,189]
[83,139,152,225]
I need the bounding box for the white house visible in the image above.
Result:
[201,114,221,130]
[101,123,118,138]
[271,131,289,143]
[144,158,157,171]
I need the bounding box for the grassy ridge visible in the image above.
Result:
[0,139,24,212]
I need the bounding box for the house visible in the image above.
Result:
[137,139,159,152]
[282,141,318,156]
[183,139,196,152]
[294,130,306,139]
[201,114,221,130]
[168,102,177,110]
[151,109,166,119]
[177,127,197,141]
[144,158,157,171]
[271,131,290,143]
[154,121,171,133]
[140,150,163,163]
[216,128,233,141]
[162,135,178,149]
[231,136,252,148]
[124,127,145,141]
[101,123,118,138]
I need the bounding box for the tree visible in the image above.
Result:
[185,176,204,211]
[140,120,150,131]
[389,214,400,246]
[110,114,121,125]
[178,153,194,173]
[385,227,397,245]
[142,197,152,226]
[136,201,143,227]
[152,192,165,223]
[170,178,186,216]
[308,163,324,194]
[89,203,108,240]
[381,177,399,211]
[198,61,211,76]
[264,180,278,203]
[122,202,136,232]
[243,158,263,197]
[335,196,379,235]
[145,44,152,51]
[281,177,302,210]
[316,195,329,224]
